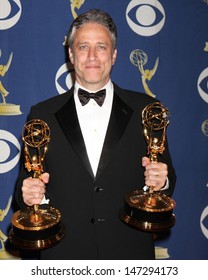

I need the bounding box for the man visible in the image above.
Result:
[14,9,176,259]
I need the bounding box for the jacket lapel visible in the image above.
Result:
[55,92,94,177]
[96,93,133,179]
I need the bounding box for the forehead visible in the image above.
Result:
[74,22,111,42]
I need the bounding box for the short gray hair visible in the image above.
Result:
[67,9,117,50]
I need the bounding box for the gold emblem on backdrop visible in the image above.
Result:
[0,50,22,116]
[63,1,86,46]
[130,49,159,98]
[204,42,208,52]
[0,196,18,259]
[201,119,208,136]
[155,246,170,259]
[70,0,85,19]
[0,196,12,251]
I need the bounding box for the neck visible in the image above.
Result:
[75,79,110,92]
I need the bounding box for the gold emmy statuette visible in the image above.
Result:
[0,51,22,115]
[9,119,64,250]
[120,102,176,232]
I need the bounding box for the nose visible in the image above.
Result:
[88,47,97,61]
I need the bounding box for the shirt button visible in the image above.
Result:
[94,186,103,192]
[94,186,99,192]
[91,218,95,224]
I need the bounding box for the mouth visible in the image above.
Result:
[85,65,100,69]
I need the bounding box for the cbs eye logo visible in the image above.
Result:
[197,67,208,104]
[200,206,208,239]
[0,0,22,30]
[0,130,20,173]
[126,0,165,36]
[55,62,75,95]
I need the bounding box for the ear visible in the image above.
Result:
[112,49,117,65]
[68,48,74,64]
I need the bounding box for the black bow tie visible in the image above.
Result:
[78,88,106,106]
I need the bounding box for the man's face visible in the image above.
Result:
[68,22,117,91]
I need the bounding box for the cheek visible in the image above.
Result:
[71,54,87,67]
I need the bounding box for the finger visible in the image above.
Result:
[22,177,46,206]
[145,162,168,174]
[144,163,167,189]
[142,156,150,167]
[22,179,46,194]
[41,172,50,184]
[23,192,45,206]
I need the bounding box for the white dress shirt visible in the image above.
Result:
[74,80,114,176]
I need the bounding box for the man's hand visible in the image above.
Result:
[142,157,168,191]
[22,172,49,206]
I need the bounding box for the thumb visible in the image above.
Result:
[41,172,50,184]
[142,156,150,167]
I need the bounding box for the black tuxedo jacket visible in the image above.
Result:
[15,83,176,259]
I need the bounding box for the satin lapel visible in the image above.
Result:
[55,94,94,178]
[96,93,133,179]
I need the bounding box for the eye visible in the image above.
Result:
[197,67,208,103]
[0,0,22,30]
[200,206,208,239]
[126,0,165,36]
[55,62,75,94]
[79,45,88,50]
[97,44,106,50]
[0,130,21,173]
